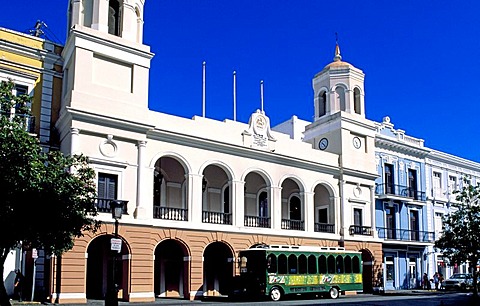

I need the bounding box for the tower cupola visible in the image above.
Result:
[312,43,365,120]
[67,0,145,43]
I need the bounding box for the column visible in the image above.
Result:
[302,191,315,232]
[120,1,136,41]
[134,140,147,219]
[270,186,282,230]
[231,180,245,227]
[92,0,109,33]
[369,185,376,238]
[339,180,346,237]
[69,0,82,28]
[70,128,80,155]
[187,173,203,225]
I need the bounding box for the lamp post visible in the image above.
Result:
[105,200,126,306]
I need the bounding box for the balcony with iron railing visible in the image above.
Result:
[376,183,426,201]
[377,227,435,242]
[281,219,304,231]
[349,225,373,236]
[244,215,270,228]
[314,222,335,233]
[202,211,232,225]
[96,198,128,214]
[153,206,188,221]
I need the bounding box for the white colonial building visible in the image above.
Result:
[2,0,480,303]
[48,0,382,303]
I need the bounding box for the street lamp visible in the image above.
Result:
[105,200,127,306]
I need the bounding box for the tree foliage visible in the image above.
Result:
[0,79,100,305]
[435,176,480,298]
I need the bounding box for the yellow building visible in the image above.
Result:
[0,26,63,298]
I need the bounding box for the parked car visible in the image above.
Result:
[443,273,473,291]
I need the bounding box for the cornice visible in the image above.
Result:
[426,149,480,173]
[65,26,154,61]
[375,136,431,158]
[148,128,342,177]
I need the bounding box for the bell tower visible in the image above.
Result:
[60,0,153,119]
[303,43,376,174]
[312,43,366,119]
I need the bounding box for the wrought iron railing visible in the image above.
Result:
[244,215,270,228]
[314,222,335,233]
[281,219,304,231]
[376,183,426,201]
[153,206,188,221]
[377,227,435,242]
[349,225,373,236]
[202,211,232,225]
[95,198,128,214]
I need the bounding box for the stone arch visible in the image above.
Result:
[149,151,192,174]
[154,238,190,298]
[202,241,235,296]
[198,160,235,181]
[243,170,273,229]
[85,233,131,301]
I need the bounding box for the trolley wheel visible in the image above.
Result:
[270,287,282,301]
[328,287,339,299]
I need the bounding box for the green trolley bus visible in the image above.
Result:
[231,244,363,301]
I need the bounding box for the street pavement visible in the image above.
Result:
[9,289,477,306]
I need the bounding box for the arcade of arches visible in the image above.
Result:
[52,222,382,303]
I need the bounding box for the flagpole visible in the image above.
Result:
[202,61,206,117]
[260,80,264,112]
[233,71,237,121]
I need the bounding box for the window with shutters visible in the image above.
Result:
[433,172,442,198]
[98,173,117,200]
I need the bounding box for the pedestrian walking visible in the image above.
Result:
[434,272,439,290]
[439,273,444,290]
[13,269,24,301]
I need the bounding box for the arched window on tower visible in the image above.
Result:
[108,0,121,36]
[82,0,93,27]
[336,86,346,111]
[135,6,142,43]
[318,91,326,117]
[354,88,361,114]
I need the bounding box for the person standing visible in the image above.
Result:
[439,273,444,290]
[13,269,24,301]
[423,273,429,290]
[434,272,439,290]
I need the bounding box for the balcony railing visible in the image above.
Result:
[376,183,426,201]
[349,225,373,236]
[96,198,128,214]
[281,219,304,231]
[1,111,35,133]
[244,215,270,228]
[153,206,188,221]
[314,222,335,233]
[202,211,232,225]
[377,227,435,242]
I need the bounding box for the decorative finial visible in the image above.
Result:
[334,32,342,62]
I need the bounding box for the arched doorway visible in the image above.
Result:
[154,239,188,298]
[361,249,374,293]
[86,234,130,300]
[203,242,234,296]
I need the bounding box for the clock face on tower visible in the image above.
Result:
[319,138,328,150]
[353,136,361,149]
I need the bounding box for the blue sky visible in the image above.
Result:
[1,1,480,162]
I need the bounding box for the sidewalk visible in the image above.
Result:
[380,288,454,296]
